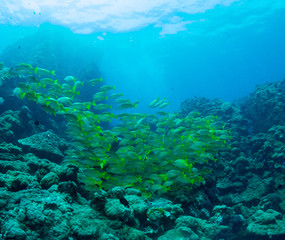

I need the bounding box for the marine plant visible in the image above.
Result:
[9,63,230,197]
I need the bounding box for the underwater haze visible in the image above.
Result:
[2,1,285,240]
[1,0,285,112]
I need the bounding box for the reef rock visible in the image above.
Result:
[246,209,285,237]
[18,131,68,163]
[241,79,285,133]
[158,215,228,240]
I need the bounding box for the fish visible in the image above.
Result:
[93,91,107,102]
[29,83,42,91]
[78,115,90,131]
[173,159,190,169]
[62,89,79,98]
[88,78,103,86]
[41,105,57,115]
[98,112,115,122]
[100,85,115,91]
[149,97,169,108]
[93,103,112,111]
[115,98,131,104]
[0,67,10,81]
[17,82,30,91]
[34,67,55,77]
[119,197,130,208]
[13,87,22,97]
[109,138,121,153]
[57,97,73,106]
[158,101,170,109]
[154,98,165,107]
[62,83,72,90]
[72,102,90,110]
[37,96,47,105]
[64,76,76,82]
[40,78,56,86]
[149,98,160,108]
[24,90,39,101]
[116,102,137,110]
[9,63,34,75]
[45,98,66,113]
[74,81,84,89]
[64,113,79,122]
[167,169,184,179]
[134,117,145,128]
[27,75,39,83]
[109,93,124,99]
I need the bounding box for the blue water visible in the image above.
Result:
[0,0,285,113]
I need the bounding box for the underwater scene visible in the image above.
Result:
[0,0,285,239]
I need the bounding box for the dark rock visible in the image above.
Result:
[91,189,108,210]
[241,79,285,133]
[246,209,285,236]
[18,131,68,163]
[40,172,59,189]
[229,214,245,233]
[58,181,78,198]
[258,193,282,212]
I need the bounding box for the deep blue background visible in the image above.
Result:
[0,1,285,113]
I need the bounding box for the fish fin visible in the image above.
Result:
[20,92,26,99]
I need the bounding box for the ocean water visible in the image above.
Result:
[1,1,285,240]
[1,0,285,112]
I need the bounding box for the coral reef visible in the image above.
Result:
[0,59,285,239]
[241,79,285,133]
